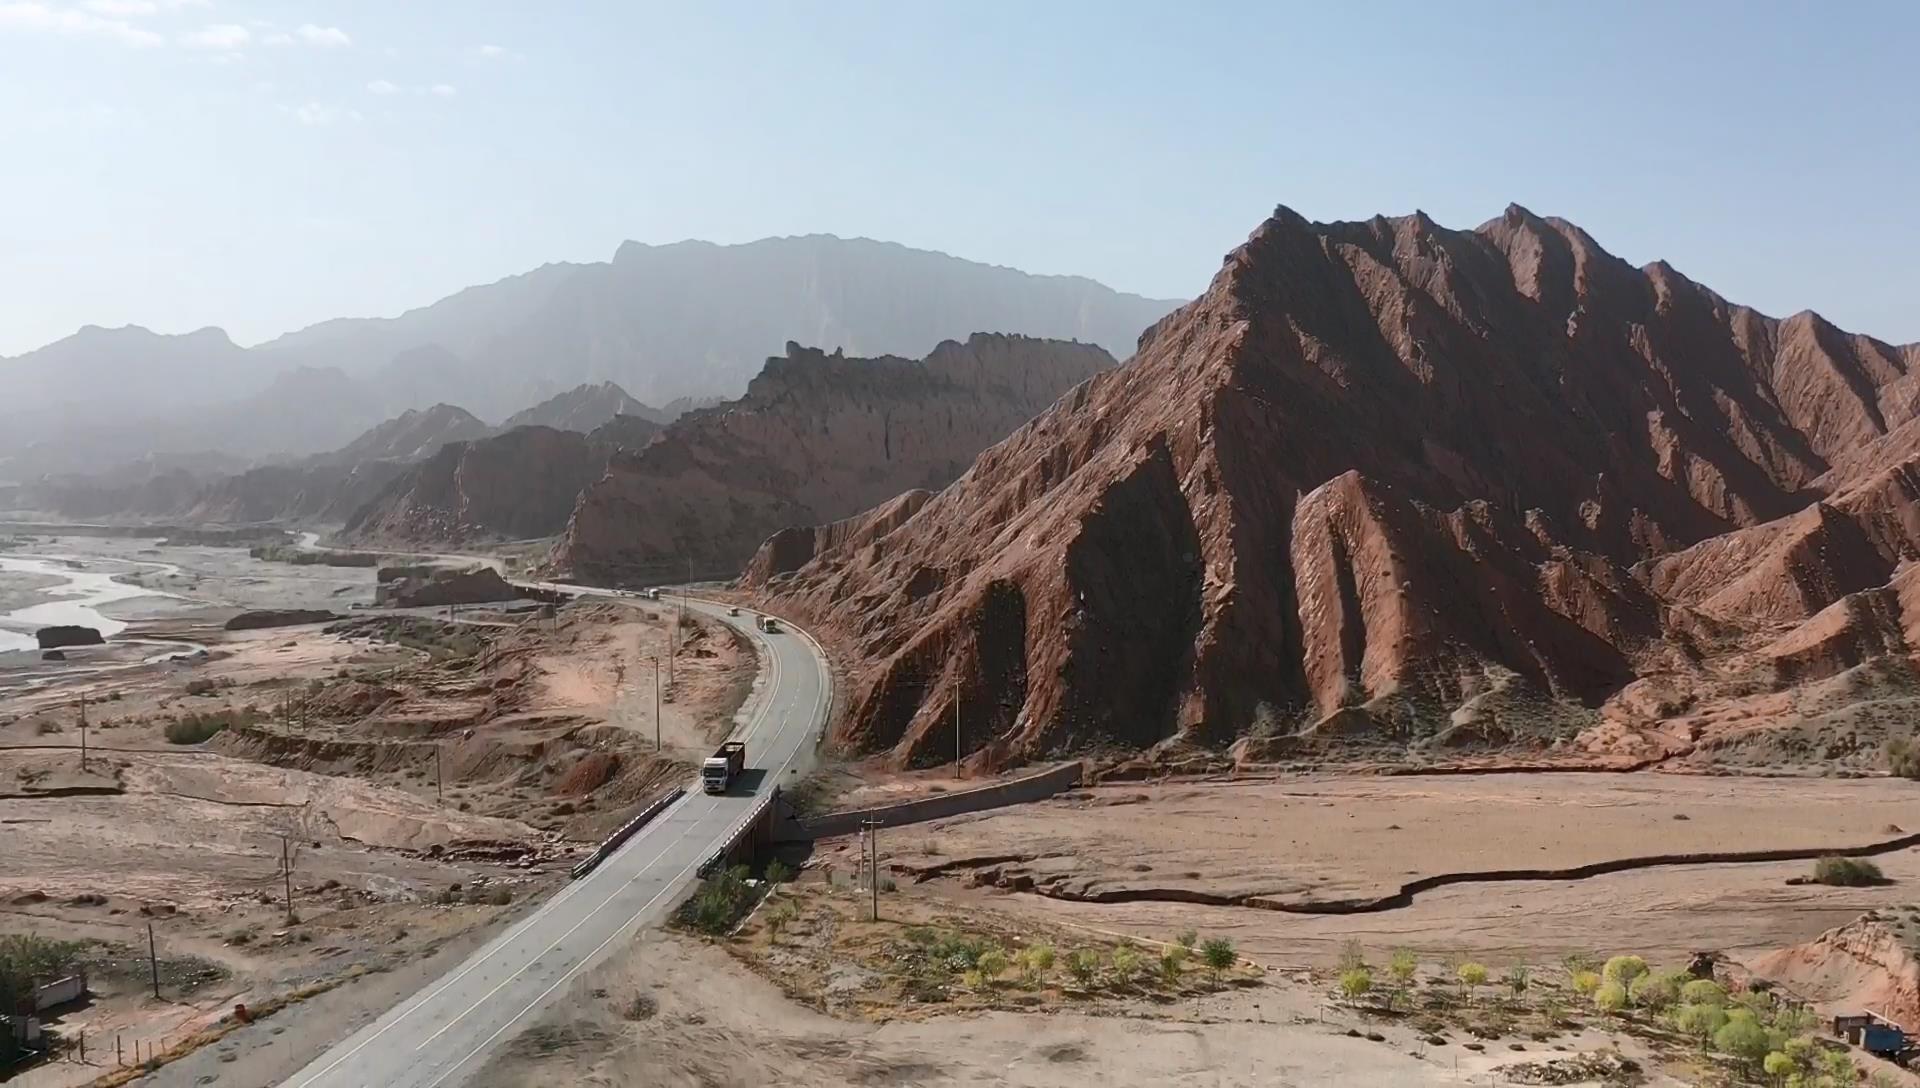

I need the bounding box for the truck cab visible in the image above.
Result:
[703,740,747,793]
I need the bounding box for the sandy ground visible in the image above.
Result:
[536,601,755,762]
[884,773,1920,903]
[476,922,1685,1088]
[793,773,1920,974]
[0,537,762,1086]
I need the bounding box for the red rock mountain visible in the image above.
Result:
[340,416,662,545]
[552,334,1114,584]
[748,205,1920,770]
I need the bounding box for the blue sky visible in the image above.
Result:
[2,1,1915,354]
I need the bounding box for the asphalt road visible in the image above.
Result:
[279,595,828,1088]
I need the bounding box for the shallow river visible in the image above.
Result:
[0,553,180,652]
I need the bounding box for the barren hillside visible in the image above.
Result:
[747,205,1920,770]
[553,333,1113,584]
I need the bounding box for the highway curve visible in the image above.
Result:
[279,596,827,1088]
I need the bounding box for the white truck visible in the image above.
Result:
[702,741,746,794]
[758,615,779,633]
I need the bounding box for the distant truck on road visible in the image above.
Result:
[702,741,746,793]
[758,615,779,633]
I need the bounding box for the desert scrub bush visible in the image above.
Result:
[0,934,84,1012]
[1339,967,1373,1002]
[1066,949,1099,986]
[1157,946,1185,986]
[1813,856,1885,886]
[927,933,989,972]
[184,677,218,696]
[1175,928,1198,951]
[1337,939,1368,973]
[1456,961,1489,1002]
[1388,947,1418,985]
[622,993,657,1021]
[1110,943,1141,986]
[975,948,1009,986]
[1888,737,1920,778]
[1628,969,1685,1010]
[1022,942,1055,976]
[1671,1001,1729,1047]
[1592,980,1628,1015]
[676,864,761,935]
[1712,1009,1771,1069]
[1679,978,1727,1006]
[1201,937,1236,982]
[1600,954,1648,988]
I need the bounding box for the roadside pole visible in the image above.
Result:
[281,837,294,921]
[77,694,88,772]
[862,815,881,921]
[147,922,160,1000]
[652,656,662,752]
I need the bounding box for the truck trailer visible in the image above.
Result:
[702,740,746,793]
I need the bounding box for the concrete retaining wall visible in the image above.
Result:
[777,762,1082,842]
[32,973,84,1012]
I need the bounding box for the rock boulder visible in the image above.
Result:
[35,626,104,649]
[223,609,341,631]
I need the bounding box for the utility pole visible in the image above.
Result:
[281,837,294,921]
[652,655,662,752]
[147,922,160,1000]
[77,693,88,772]
[862,815,881,921]
[955,686,962,780]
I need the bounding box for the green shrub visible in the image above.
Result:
[1601,954,1648,987]
[1201,938,1237,981]
[0,934,84,1013]
[1813,856,1885,886]
[1593,980,1628,1014]
[676,864,761,935]
[1672,1001,1729,1046]
[1712,1010,1771,1067]
[1339,967,1373,1001]
[1388,947,1418,984]
[1066,950,1099,986]
[1110,944,1141,985]
[1629,969,1684,1010]
[1679,978,1727,1006]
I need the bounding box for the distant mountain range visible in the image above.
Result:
[0,236,1179,477]
[0,382,670,526]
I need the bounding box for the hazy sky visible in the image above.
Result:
[2,1,1916,356]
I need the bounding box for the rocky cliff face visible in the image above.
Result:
[747,205,1920,769]
[314,404,492,466]
[340,418,662,546]
[552,334,1114,584]
[498,381,662,432]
